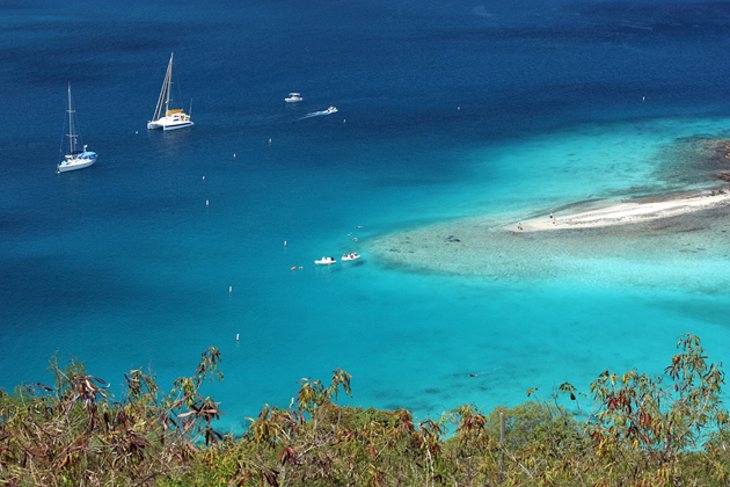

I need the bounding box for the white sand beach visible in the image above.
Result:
[513,188,730,232]
[369,185,730,282]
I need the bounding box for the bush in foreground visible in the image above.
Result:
[0,334,727,486]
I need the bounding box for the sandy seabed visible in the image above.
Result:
[369,186,730,286]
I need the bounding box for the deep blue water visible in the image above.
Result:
[1,0,729,431]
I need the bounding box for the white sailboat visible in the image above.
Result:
[57,83,97,174]
[147,52,194,131]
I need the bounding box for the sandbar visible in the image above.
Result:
[369,186,730,284]
[513,187,730,232]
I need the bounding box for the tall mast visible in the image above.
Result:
[164,52,173,114]
[151,52,174,122]
[66,82,77,154]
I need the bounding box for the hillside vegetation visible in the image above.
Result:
[0,334,728,486]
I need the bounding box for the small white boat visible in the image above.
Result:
[341,253,360,261]
[147,53,194,131]
[285,92,303,103]
[314,256,336,265]
[57,83,97,174]
[326,106,338,114]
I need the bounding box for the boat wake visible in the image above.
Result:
[298,106,338,120]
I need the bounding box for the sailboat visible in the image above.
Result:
[57,83,97,174]
[147,52,194,131]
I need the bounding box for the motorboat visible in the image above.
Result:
[326,106,338,114]
[147,53,194,131]
[57,83,97,174]
[314,256,336,265]
[341,253,360,261]
[285,92,303,103]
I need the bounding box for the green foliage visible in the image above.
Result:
[0,347,224,486]
[588,333,727,485]
[0,335,728,486]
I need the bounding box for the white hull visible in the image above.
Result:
[341,255,360,261]
[163,121,194,131]
[57,156,96,173]
[147,116,194,131]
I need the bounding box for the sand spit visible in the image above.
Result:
[369,186,730,284]
[513,187,730,232]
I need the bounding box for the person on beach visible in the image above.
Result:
[517,222,523,231]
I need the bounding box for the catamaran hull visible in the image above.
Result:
[147,120,195,131]
[163,121,194,131]
[57,157,96,174]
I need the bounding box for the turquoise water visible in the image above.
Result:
[1,0,729,431]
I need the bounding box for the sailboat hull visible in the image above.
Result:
[147,117,194,131]
[57,155,97,173]
[164,122,194,131]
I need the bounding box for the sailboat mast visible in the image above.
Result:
[66,83,77,154]
[164,52,173,115]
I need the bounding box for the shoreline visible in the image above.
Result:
[512,187,730,232]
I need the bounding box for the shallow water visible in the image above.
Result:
[1,0,729,431]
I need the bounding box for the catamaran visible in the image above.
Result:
[147,52,194,131]
[57,83,97,174]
